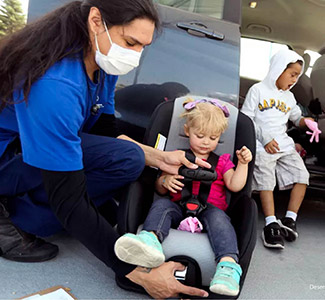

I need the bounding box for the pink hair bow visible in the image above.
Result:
[177,216,203,233]
[305,119,322,143]
[183,99,230,117]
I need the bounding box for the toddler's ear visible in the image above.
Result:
[184,124,190,137]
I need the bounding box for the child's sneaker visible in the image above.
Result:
[278,217,298,242]
[114,230,165,268]
[262,222,284,249]
[209,261,242,296]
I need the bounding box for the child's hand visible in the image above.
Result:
[162,174,184,193]
[236,146,252,164]
[264,139,280,154]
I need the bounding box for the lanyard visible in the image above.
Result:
[86,69,105,115]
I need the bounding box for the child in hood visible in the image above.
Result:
[241,49,310,249]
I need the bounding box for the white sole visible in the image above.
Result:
[261,231,285,249]
[210,283,239,296]
[114,236,165,268]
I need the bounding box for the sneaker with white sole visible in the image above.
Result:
[278,217,298,242]
[209,261,242,296]
[262,222,284,249]
[114,230,165,268]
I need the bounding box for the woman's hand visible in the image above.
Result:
[158,150,210,175]
[117,135,210,174]
[264,139,280,154]
[126,262,209,299]
[162,174,184,193]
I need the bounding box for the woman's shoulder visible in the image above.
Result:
[41,54,86,89]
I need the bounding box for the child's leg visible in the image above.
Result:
[199,204,238,262]
[253,151,284,249]
[278,183,307,241]
[114,198,183,268]
[260,190,284,249]
[142,198,184,242]
[276,151,309,241]
[288,183,307,213]
[260,190,275,218]
[199,205,241,296]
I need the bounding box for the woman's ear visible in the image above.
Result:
[184,124,190,137]
[88,7,103,35]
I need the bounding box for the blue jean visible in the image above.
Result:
[0,133,145,237]
[143,198,239,262]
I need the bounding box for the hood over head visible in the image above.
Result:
[262,49,304,91]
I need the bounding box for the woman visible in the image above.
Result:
[0,0,209,298]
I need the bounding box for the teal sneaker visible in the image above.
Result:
[114,230,165,268]
[209,261,242,296]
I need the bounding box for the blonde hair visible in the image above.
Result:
[181,98,228,135]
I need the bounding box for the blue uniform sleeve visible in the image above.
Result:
[15,78,86,171]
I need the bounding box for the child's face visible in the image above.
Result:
[276,62,302,91]
[184,125,220,158]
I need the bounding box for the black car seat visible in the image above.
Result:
[116,96,257,299]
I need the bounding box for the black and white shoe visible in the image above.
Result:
[278,217,298,242]
[262,222,284,249]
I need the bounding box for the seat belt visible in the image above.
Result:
[178,149,219,216]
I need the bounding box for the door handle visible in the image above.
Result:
[177,22,224,40]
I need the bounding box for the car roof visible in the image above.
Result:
[241,0,325,53]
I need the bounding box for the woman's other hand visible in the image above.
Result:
[126,262,209,299]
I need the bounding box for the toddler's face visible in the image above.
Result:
[276,62,302,91]
[184,125,220,158]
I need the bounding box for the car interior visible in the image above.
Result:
[240,0,325,191]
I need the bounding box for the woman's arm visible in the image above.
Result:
[41,169,136,276]
[118,134,210,174]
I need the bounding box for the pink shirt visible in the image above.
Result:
[170,153,235,211]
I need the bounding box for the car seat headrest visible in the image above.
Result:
[302,53,311,74]
[319,45,325,55]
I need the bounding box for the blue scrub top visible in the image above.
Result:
[0,53,118,171]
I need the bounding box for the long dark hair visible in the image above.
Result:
[0,0,160,111]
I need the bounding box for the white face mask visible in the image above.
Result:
[95,22,142,75]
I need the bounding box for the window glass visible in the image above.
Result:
[155,0,225,20]
[304,50,321,77]
[240,38,288,80]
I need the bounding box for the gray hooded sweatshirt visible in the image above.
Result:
[241,49,304,152]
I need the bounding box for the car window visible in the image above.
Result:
[155,0,225,20]
[240,37,288,81]
[304,50,321,77]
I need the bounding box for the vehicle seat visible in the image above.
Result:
[239,77,260,109]
[116,96,257,299]
[291,53,314,109]
[310,46,325,141]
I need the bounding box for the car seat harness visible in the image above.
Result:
[178,149,219,216]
